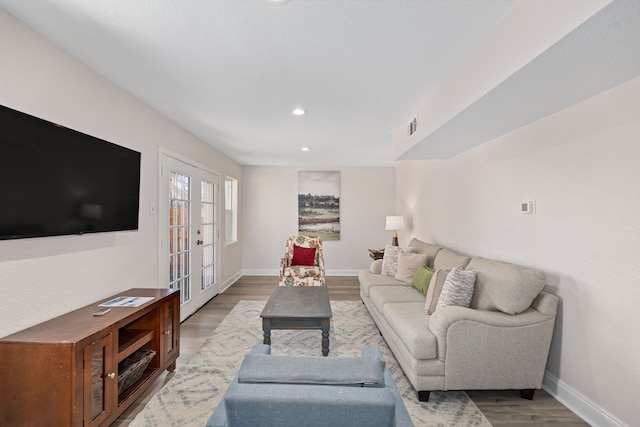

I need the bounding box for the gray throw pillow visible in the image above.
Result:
[436,268,476,310]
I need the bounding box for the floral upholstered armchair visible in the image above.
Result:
[279,235,325,286]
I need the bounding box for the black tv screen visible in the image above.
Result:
[0,104,141,240]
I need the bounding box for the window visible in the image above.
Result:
[224,176,238,245]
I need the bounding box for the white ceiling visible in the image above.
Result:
[1,0,638,167]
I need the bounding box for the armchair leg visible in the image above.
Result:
[520,389,536,400]
[418,391,430,402]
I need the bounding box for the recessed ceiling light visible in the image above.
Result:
[292,108,306,116]
[301,147,311,152]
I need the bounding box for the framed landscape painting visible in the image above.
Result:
[298,171,340,240]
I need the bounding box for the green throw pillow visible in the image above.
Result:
[411,265,434,296]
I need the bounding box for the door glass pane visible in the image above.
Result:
[169,171,192,305]
[200,180,215,291]
[90,346,105,420]
[224,177,237,244]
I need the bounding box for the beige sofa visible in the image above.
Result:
[359,238,558,401]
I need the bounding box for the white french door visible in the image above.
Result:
[160,153,219,321]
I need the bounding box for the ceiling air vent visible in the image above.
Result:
[407,116,417,138]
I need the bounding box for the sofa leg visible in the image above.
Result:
[520,389,535,400]
[418,391,430,402]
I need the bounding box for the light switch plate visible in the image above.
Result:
[521,200,535,214]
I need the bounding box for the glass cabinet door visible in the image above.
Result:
[161,298,180,368]
[83,333,114,426]
[165,302,174,354]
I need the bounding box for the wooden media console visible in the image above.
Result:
[0,288,180,426]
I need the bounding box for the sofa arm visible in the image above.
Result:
[428,305,556,361]
[369,259,383,274]
[279,257,288,279]
[531,291,559,316]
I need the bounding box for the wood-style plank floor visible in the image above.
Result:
[113,276,588,426]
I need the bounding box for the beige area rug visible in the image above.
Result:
[130,300,492,427]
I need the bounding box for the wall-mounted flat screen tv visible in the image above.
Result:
[0,104,141,240]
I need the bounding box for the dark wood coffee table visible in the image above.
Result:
[260,286,332,356]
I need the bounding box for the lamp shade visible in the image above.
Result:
[385,216,405,231]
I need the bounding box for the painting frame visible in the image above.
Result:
[298,171,340,240]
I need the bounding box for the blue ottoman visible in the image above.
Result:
[207,345,414,427]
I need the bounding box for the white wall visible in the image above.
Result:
[0,11,243,338]
[241,166,396,275]
[396,77,640,427]
[4,6,637,425]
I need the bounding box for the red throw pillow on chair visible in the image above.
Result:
[291,245,317,266]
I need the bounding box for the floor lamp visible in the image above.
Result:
[385,216,405,246]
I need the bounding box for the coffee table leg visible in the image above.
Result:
[262,318,272,346]
[321,318,330,356]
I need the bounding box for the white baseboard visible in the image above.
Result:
[241,269,278,276]
[326,269,360,276]
[241,269,360,277]
[543,371,625,427]
[220,271,242,293]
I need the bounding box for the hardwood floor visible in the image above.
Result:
[113,276,588,426]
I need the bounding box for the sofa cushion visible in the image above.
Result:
[424,269,450,315]
[383,302,438,360]
[281,265,322,281]
[370,285,424,314]
[381,244,415,277]
[238,354,385,387]
[436,268,476,310]
[395,252,427,283]
[408,238,442,268]
[467,257,546,314]
[411,265,434,295]
[433,248,471,270]
[358,270,405,297]
[224,387,397,427]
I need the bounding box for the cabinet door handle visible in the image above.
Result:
[107,372,116,379]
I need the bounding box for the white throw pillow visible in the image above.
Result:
[424,269,449,315]
[436,268,476,310]
[395,252,427,283]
